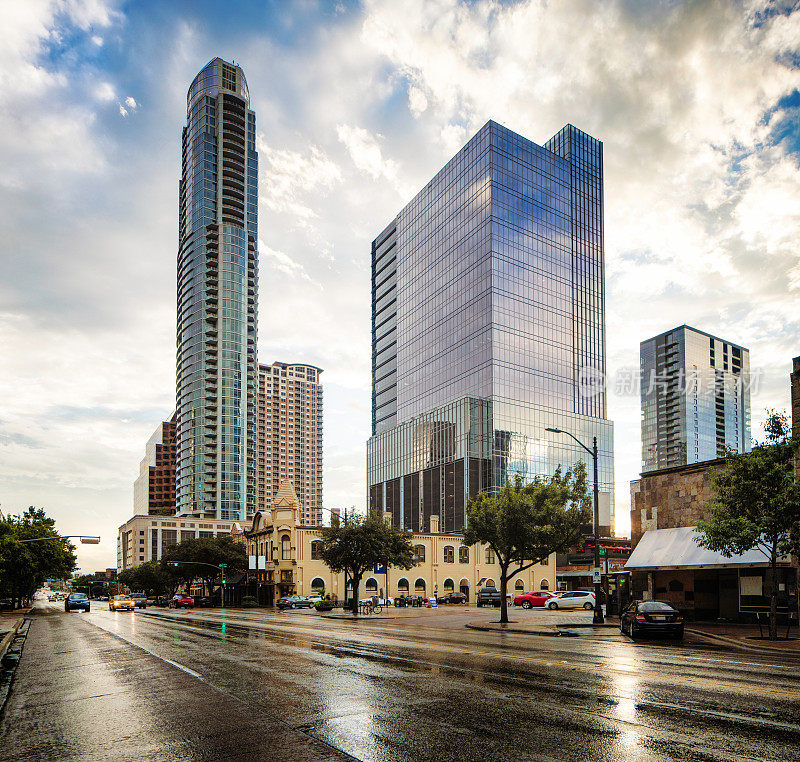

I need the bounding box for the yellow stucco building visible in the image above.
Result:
[235,482,555,605]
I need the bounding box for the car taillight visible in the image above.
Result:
[675,615,683,622]
[636,614,647,622]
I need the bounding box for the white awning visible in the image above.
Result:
[625,527,785,571]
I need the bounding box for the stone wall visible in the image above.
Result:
[629,459,725,547]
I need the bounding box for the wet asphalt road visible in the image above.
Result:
[2,602,800,761]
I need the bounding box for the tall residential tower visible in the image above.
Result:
[176,58,259,521]
[640,325,750,472]
[367,121,614,535]
[256,362,324,525]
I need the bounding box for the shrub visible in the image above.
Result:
[241,595,258,608]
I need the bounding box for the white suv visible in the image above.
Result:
[546,591,595,610]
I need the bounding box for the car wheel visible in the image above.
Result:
[583,602,594,610]
[291,603,297,609]
[522,601,532,609]
[629,622,638,639]
[548,602,558,610]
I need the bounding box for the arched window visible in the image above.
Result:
[459,546,469,563]
[443,545,454,563]
[414,578,426,593]
[443,578,454,592]
[365,578,378,592]
[414,544,426,563]
[310,577,325,592]
[310,540,322,560]
[485,578,496,588]
[485,547,495,564]
[459,578,470,596]
[540,579,549,590]
[281,535,291,560]
[668,579,684,592]
[397,578,409,592]
[515,579,524,590]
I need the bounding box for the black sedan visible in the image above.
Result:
[276,595,312,610]
[620,600,683,639]
[65,593,90,613]
[437,592,467,604]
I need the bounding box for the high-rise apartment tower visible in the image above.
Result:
[367,121,614,535]
[176,58,258,521]
[640,325,751,472]
[133,413,177,516]
[256,362,323,525]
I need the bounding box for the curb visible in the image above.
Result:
[0,618,25,660]
[465,623,576,637]
[686,628,800,657]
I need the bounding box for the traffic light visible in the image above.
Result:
[170,563,179,567]
[599,546,606,557]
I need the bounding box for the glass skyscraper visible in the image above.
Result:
[640,325,751,472]
[176,58,258,521]
[367,121,614,535]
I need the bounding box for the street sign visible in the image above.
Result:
[374,563,387,574]
[592,568,601,584]
[430,596,438,608]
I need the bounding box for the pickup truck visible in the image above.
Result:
[475,587,513,607]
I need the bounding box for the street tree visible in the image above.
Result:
[160,535,247,597]
[318,511,416,614]
[697,410,800,640]
[463,465,591,625]
[0,507,77,608]
[117,562,173,596]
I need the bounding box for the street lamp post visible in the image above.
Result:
[545,427,605,624]
[19,535,100,544]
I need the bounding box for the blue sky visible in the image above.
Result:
[1,0,799,572]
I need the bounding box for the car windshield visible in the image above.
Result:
[70,594,87,600]
[115,596,131,601]
[640,602,675,612]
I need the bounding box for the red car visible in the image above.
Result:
[513,591,556,609]
[170,595,194,609]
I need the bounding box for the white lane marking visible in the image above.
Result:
[87,615,202,678]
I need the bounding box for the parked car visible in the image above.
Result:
[277,595,313,610]
[475,587,511,607]
[358,596,394,606]
[306,594,323,604]
[191,596,214,607]
[513,591,556,609]
[146,596,169,607]
[99,596,109,602]
[170,595,195,609]
[129,594,147,609]
[437,592,467,604]
[546,591,595,610]
[620,600,684,640]
[109,595,135,612]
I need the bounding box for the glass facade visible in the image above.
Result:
[368,121,614,534]
[640,325,751,472]
[176,58,258,521]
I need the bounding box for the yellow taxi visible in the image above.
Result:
[109,595,136,611]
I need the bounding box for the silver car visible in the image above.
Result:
[546,591,595,610]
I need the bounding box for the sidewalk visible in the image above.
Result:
[686,622,800,654]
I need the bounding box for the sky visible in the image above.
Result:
[1,0,799,573]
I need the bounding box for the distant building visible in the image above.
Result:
[133,414,177,515]
[116,514,235,572]
[640,325,750,472]
[557,538,631,592]
[791,356,800,440]
[256,362,323,525]
[240,482,554,607]
[367,121,614,536]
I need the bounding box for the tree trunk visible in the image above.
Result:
[350,573,360,615]
[770,554,778,641]
[499,566,509,624]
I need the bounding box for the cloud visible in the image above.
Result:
[336,124,406,193]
